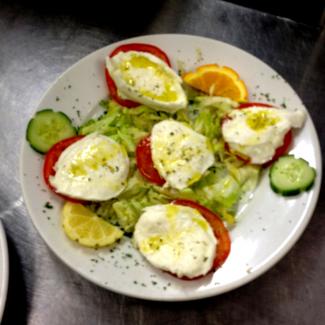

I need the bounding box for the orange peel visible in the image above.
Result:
[183,64,248,102]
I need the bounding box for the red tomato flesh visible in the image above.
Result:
[263,129,292,167]
[238,102,273,109]
[224,102,293,166]
[136,136,165,186]
[43,136,85,203]
[105,69,139,108]
[109,43,171,66]
[105,43,171,108]
[172,199,231,274]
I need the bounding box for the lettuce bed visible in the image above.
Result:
[79,96,260,233]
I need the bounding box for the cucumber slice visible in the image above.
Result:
[26,109,76,153]
[269,155,316,196]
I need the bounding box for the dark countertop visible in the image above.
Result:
[0,0,324,324]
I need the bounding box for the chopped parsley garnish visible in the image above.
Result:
[44,202,53,209]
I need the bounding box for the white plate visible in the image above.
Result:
[0,220,8,320]
[20,34,322,301]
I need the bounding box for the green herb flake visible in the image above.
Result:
[44,202,53,209]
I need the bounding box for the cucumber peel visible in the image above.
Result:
[269,155,316,196]
[26,109,76,153]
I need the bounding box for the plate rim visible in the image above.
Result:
[0,220,9,319]
[19,33,322,301]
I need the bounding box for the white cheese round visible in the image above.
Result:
[151,120,215,190]
[221,106,306,164]
[133,204,217,279]
[106,51,187,113]
[50,133,129,201]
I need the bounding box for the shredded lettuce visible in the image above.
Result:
[82,96,260,231]
[88,172,170,233]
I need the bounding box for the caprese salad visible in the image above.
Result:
[25,43,316,280]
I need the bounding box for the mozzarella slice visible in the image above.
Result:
[106,51,187,113]
[222,106,306,164]
[50,133,129,201]
[151,120,215,190]
[133,204,217,278]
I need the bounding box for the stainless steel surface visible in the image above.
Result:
[0,0,324,324]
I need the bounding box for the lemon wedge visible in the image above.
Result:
[62,202,123,248]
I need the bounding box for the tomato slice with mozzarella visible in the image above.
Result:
[105,43,172,108]
[223,142,250,164]
[105,69,139,108]
[136,135,165,186]
[224,102,293,167]
[172,199,231,271]
[109,43,171,66]
[263,129,292,167]
[43,135,85,203]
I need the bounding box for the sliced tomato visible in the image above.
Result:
[43,135,84,203]
[224,102,293,166]
[105,69,139,108]
[263,129,292,167]
[172,199,231,271]
[106,43,171,108]
[136,135,165,186]
[238,102,273,109]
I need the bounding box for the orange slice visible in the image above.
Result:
[183,64,248,102]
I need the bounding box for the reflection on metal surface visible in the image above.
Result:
[0,197,24,221]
